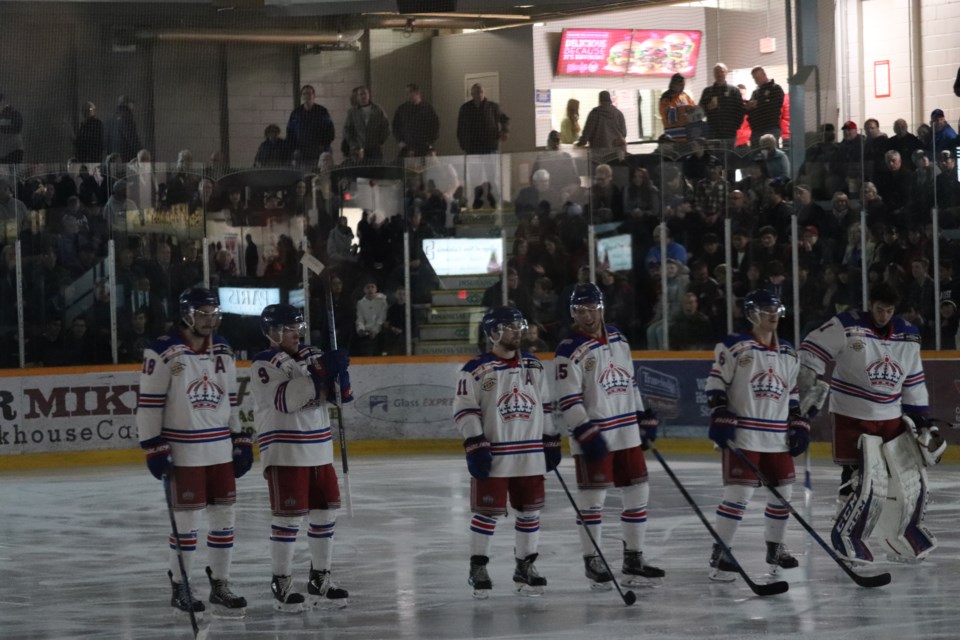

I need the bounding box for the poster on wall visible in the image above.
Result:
[874,60,891,98]
[557,29,702,77]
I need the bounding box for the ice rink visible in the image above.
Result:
[3,451,960,640]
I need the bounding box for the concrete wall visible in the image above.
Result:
[919,0,960,128]
[370,29,434,161]
[226,45,294,168]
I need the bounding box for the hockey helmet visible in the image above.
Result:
[481,306,527,341]
[569,282,604,312]
[743,289,785,323]
[179,287,221,327]
[260,304,305,342]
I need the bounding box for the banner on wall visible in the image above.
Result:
[558,29,702,77]
[2,359,959,456]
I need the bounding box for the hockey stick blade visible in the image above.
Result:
[728,445,891,589]
[650,448,788,597]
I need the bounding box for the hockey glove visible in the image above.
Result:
[786,414,811,457]
[296,345,324,367]
[636,409,659,451]
[543,434,562,471]
[572,422,608,461]
[463,435,493,479]
[708,408,738,449]
[231,431,255,478]
[322,349,353,403]
[141,436,173,481]
[904,412,931,435]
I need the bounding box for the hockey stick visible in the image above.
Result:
[649,447,789,597]
[728,445,891,588]
[162,475,209,640]
[301,254,353,517]
[552,469,637,606]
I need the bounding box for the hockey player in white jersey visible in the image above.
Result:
[705,290,808,581]
[137,288,249,618]
[553,283,664,590]
[453,306,559,599]
[798,282,944,563]
[249,304,352,612]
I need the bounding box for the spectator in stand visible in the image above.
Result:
[101,180,140,251]
[0,178,28,246]
[728,228,753,275]
[531,130,581,200]
[874,224,906,269]
[752,225,788,273]
[688,259,721,310]
[745,67,784,146]
[127,149,158,210]
[482,268,532,320]
[119,306,152,364]
[529,276,560,338]
[794,183,825,227]
[577,91,626,152]
[586,163,622,222]
[700,232,725,274]
[903,225,931,272]
[861,181,891,231]
[63,315,104,365]
[253,124,290,168]
[941,300,959,349]
[645,223,688,267]
[669,292,714,350]
[26,316,68,367]
[287,85,335,168]
[344,85,391,164]
[862,118,889,183]
[906,257,935,336]
[682,137,718,184]
[799,123,839,199]
[392,83,440,159]
[930,108,958,153]
[726,189,757,236]
[354,278,388,356]
[646,258,690,349]
[907,149,936,222]
[759,134,790,180]
[935,149,960,215]
[876,150,911,215]
[691,157,727,248]
[621,166,660,253]
[835,120,864,195]
[457,83,509,208]
[939,261,960,305]
[889,119,923,172]
[327,215,358,268]
[698,62,745,146]
[0,93,24,164]
[734,84,752,148]
[75,101,103,164]
[759,180,793,237]
[105,95,141,163]
[559,98,581,145]
[383,286,414,355]
[56,214,86,277]
[520,322,550,353]
[659,74,697,142]
[514,169,562,221]
[797,225,826,274]
[735,158,768,213]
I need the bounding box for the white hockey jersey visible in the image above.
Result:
[799,311,928,421]
[250,345,333,468]
[453,352,557,478]
[554,327,645,455]
[136,332,240,467]
[706,333,799,452]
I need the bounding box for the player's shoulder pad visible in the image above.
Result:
[605,325,624,340]
[148,332,184,358]
[461,352,495,374]
[252,348,282,364]
[777,338,797,356]
[211,335,234,355]
[555,335,587,359]
[721,332,750,350]
[520,352,543,369]
[892,315,922,341]
[837,309,863,328]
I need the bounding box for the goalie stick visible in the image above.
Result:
[728,445,891,589]
[650,447,789,597]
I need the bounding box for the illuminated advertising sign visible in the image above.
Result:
[558,29,702,77]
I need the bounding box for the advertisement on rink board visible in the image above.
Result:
[1,358,959,456]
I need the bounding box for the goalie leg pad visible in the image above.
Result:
[875,431,937,561]
[831,434,886,563]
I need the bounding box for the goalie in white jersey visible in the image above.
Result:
[453,306,559,599]
[554,283,664,590]
[798,282,944,563]
[705,290,808,581]
[250,304,352,612]
[137,288,249,618]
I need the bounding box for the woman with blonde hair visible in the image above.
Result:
[559,98,580,144]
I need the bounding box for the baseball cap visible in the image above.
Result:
[931,108,945,119]
[842,120,857,130]
[804,225,819,237]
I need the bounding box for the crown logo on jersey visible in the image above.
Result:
[498,386,536,422]
[598,363,632,396]
[865,356,903,388]
[750,367,786,400]
[186,373,224,410]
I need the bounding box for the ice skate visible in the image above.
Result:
[583,555,613,591]
[204,566,246,618]
[468,555,492,599]
[271,574,306,613]
[513,553,547,596]
[708,544,738,583]
[765,542,799,575]
[307,565,349,609]
[168,570,205,618]
[622,547,665,587]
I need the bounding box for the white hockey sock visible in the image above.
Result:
[307,509,336,572]
[576,488,606,557]
[514,510,541,559]
[270,516,302,576]
[169,509,201,581]
[469,514,496,557]
[715,484,755,547]
[764,484,793,544]
[620,483,649,552]
[206,504,235,580]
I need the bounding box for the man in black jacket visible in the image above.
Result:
[105,95,141,163]
[745,67,784,147]
[457,84,510,208]
[698,63,745,146]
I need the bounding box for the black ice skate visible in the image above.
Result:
[513,553,547,596]
[167,570,205,617]
[205,566,246,618]
[708,543,738,582]
[583,555,613,591]
[307,565,349,609]
[468,555,493,599]
[765,542,799,574]
[271,574,306,614]
[622,547,665,587]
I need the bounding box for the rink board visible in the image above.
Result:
[1,353,959,462]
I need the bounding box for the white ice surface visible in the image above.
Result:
[2,453,960,639]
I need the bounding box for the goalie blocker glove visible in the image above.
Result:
[572,422,608,461]
[141,436,173,480]
[786,412,811,457]
[636,409,658,451]
[231,431,254,478]
[709,408,738,449]
[463,435,493,479]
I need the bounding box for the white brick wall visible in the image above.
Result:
[153,42,222,164]
[226,45,294,168]
[919,0,960,128]
[300,49,366,164]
